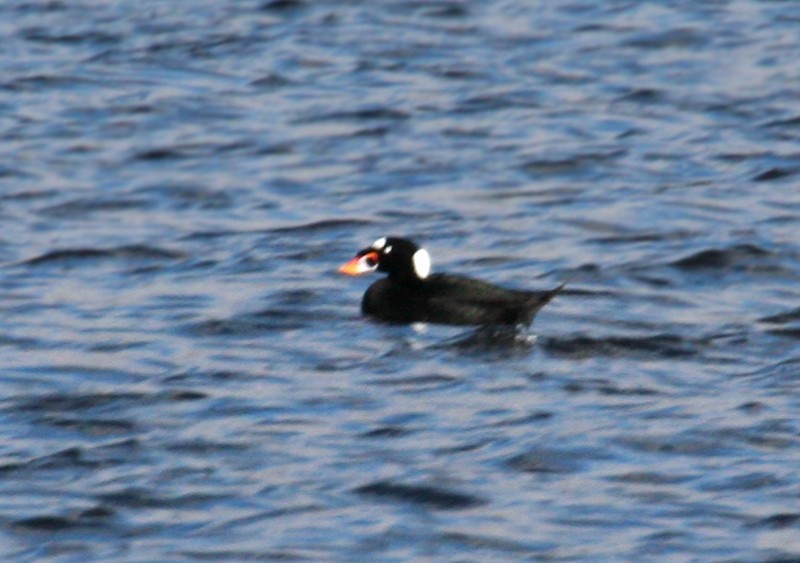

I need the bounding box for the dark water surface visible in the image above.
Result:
[2,0,800,560]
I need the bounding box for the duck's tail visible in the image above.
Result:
[520,283,566,325]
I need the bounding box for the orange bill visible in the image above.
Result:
[338,251,378,275]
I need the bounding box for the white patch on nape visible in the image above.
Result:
[412,248,431,279]
[371,237,387,250]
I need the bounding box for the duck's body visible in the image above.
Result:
[362,273,561,326]
[340,237,562,327]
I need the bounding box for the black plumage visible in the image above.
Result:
[339,237,563,326]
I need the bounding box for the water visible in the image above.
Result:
[1,0,800,560]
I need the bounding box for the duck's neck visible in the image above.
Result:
[388,271,426,286]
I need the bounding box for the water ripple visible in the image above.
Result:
[1,0,800,560]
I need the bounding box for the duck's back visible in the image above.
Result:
[362,273,562,326]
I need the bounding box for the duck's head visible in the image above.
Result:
[338,237,431,281]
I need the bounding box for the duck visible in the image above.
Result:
[339,237,563,326]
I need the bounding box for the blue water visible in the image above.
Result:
[2,0,800,560]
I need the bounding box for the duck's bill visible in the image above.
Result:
[338,252,378,275]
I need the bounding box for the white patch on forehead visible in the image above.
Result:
[371,237,387,250]
[412,248,431,279]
